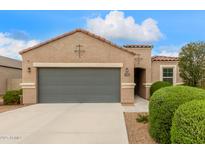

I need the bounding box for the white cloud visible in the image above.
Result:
[0,32,39,60]
[157,45,184,57]
[86,11,163,42]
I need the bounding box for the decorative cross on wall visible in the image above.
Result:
[74,44,85,58]
[135,54,143,65]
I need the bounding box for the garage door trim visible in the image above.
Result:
[33,62,123,68]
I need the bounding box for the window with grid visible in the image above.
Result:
[162,68,173,84]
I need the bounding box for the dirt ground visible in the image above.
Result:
[124,112,156,144]
[0,104,31,113]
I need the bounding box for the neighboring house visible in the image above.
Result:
[0,55,22,95]
[20,29,182,105]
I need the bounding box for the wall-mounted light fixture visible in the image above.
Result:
[27,67,31,73]
[124,67,130,77]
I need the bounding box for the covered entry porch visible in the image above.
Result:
[134,67,146,99]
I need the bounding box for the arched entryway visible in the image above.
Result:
[134,68,146,98]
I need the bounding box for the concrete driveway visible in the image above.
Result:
[0,103,128,144]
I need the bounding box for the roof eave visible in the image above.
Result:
[19,29,136,56]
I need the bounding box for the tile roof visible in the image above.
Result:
[123,44,153,48]
[0,55,22,69]
[152,56,179,61]
[19,29,136,55]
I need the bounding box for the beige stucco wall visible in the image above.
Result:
[7,78,22,91]
[21,31,135,105]
[151,61,183,84]
[124,47,152,99]
[0,66,22,95]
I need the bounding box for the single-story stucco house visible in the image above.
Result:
[0,55,22,95]
[19,29,183,105]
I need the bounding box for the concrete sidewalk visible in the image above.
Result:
[0,103,128,144]
[123,96,149,112]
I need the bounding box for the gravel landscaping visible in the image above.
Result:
[124,112,155,144]
[0,104,31,113]
[0,93,31,113]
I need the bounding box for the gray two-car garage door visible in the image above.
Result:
[38,68,120,103]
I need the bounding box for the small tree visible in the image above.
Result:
[179,42,205,87]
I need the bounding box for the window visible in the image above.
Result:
[162,68,173,84]
[160,65,176,84]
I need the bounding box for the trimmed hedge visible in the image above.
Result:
[150,81,172,96]
[149,86,205,143]
[3,89,22,105]
[171,100,205,144]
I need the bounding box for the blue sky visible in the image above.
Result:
[0,10,205,59]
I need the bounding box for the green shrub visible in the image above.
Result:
[150,81,172,96]
[149,86,205,143]
[136,113,149,124]
[3,89,22,105]
[19,89,22,95]
[171,100,205,144]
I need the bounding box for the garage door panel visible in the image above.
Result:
[38,68,120,103]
